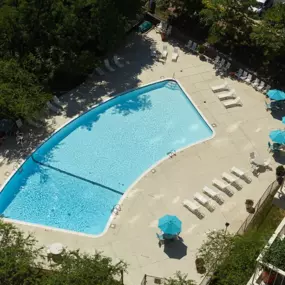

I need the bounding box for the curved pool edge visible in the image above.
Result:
[0,78,215,239]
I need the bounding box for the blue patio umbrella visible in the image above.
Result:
[269,130,285,144]
[267,90,285,101]
[282,117,285,124]
[158,215,182,235]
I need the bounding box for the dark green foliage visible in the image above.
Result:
[164,271,196,285]
[0,220,127,284]
[0,0,143,119]
[262,238,285,270]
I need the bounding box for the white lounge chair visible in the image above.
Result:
[217,58,225,69]
[263,85,271,94]
[222,172,242,190]
[182,200,204,219]
[240,71,248,81]
[95,67,105,76]
[251,78,260,88]
[203,186,224,205]
[224,62,231,70]
[217,89,236,100]
[194,192,215,212]
[150,47,157,58]
[231,167,252,183]
[212,179,234,196]
[256,81,265,91]
[245,74,252,84]
[104,59,115,72]
[172,47,179,62]
[162,44,168,59]
[185,40,193,49]
[190,42,198,53]
[223,97,243,108]
[236,68,243,78]
[214,56,220,67]
[113,55,124,68]
[211,81,229,92]
[155,22,163,33]
[52,96,64,109]
[46,102,61,114]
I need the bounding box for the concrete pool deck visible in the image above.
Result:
[0,30,283,284]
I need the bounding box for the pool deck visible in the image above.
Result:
[0,30,283,284]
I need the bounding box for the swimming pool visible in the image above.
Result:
[0,80,214,236]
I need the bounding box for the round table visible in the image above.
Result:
[48,243,64,255]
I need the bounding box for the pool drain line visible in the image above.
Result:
[31,155,124,196]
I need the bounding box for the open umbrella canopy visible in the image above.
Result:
[282,117,285,124]
[267,90,285,101]
[158,215,182,235]
[270,130,285,144]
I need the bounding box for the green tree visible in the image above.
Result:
[0,59,51,120]
[200,0,254,46]
[250,3,285,61]
[164,271,196,285]
[262,237,285,270]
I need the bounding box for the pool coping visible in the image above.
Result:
[0,78,215,238]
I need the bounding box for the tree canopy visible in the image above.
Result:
[0,0,143,120]
[0,219,126,284]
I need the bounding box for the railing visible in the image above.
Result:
[141,274,165,285]
[199,180,279,285]
[236,180,279,235]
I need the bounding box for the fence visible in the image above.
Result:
[236,180,279,235]
[141,274,165,285]
[199,180,279,285]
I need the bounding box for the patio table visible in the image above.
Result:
[48,243,64,255]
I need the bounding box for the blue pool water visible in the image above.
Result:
[0,80,213,235]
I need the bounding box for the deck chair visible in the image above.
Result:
[185,40,193,49]
[52,96,64,109]
[182,200,204,219]
[217,89,236,100]
[224,62,231,70]
[194,192,215,212]
[95,67,105,76]
[251,78,260,88]
[190,42,198,53]
[16,119,23,129]
[172,47,179,62]
[231,167,252,183]
[256,81,265,91]
[150,47,157,58]
[240,71,248,81]
[214,56,220,67]
[203,186,224,205]
[162,44,168,59]
[223,97,242,108]
[217,58,225,69]
[46,102,61,114]
[222,172,242,190]
[27,118,42,128]
[113,55,124,68]
[211,81,229,92]
[245,74,252,84]
[156,233,164,246]
[212,179,234,196]
[104,59,115,72]
[263,85,271,94]
[236,68,243,78]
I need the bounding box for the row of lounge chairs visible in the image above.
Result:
[213,56,231,76]
[235,69,271,93]
[151,44,179,62]
[211,81,243,108]
[182,167,252,219]
[185,40,198,53]
[94,56,124,76]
